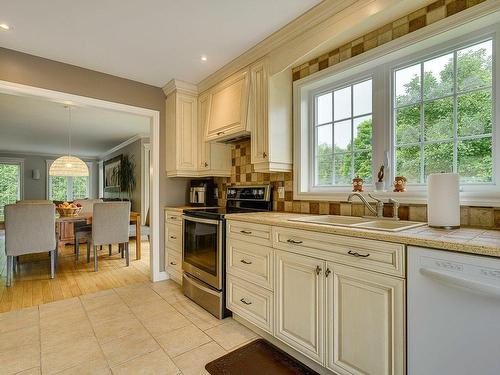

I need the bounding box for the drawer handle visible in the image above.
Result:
[348,250,370,258]
[287,239,303,244]
[315,265,322,275]
[240,259,252,265]
[169,216,177,220]
[217,131,225,136]
[240,230,252,235]
[325,268,331,277]
[240,298,252,305]
[169,236,177,239]
[170,261,177,266]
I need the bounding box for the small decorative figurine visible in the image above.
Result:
[375,165,385,191]
[393,176,407,192]
[352,176,363,192]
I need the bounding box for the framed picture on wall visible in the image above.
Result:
[103,154,122,191]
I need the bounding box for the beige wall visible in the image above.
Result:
[0,47,190,271]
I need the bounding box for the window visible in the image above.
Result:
[47,160,92,201]
[394,39,493,184]
[0,158,23,217]
[294,22,499,203]
[314,78,373,186]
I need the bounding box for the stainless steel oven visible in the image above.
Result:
[182,215,223,290]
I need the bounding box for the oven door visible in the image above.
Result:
[182,215,222,290]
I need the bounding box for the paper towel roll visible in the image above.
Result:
[427,173,460,229]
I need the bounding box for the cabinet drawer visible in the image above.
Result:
[166,250,182,273]
[166,224,182,252]
[165,211,182,226]
[273,227,405,277]
[227,275,273,334]
[227,220,272,246]
[167,267,182,285]
[227,239,273,290]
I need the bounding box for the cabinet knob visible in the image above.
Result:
[240,298,252,305]
[204,162,209,167]
[315,265,322,275]
[170,261,177,266]
[348,250,370,258]
[170,236,176,240]
[325,268,331,277]
[263,152,267,158]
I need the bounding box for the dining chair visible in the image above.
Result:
[73,199,102,261]
[129,208,150,242]
[4,203,57,287]
[89,202,130,272]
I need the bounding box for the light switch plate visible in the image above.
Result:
[278,186,285,199]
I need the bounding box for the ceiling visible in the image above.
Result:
[0,0,322,87]
[0,92,150,158]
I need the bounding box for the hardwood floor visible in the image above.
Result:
[0,231,150,313]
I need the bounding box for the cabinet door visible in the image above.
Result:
[249,59,269,164]
[275,250,325,364]
[206,69,250,141]
[176,93,197,170]
[327,263,405,375]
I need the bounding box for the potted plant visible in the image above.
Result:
[112,155,136,200]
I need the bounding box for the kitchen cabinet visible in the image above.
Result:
[226,219,406,375]
[197,92,232,176]
[164,80,198,177]
[248,58,292,172]
[327,263,405,375]
[275,250,325,364]
[205,68,250,142]
[165,210,182,284]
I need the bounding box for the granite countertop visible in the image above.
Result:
[164,206,219,212]
[225,212,500,258]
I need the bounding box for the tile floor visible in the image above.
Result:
[0,280,259,375]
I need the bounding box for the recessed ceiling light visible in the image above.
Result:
[0,23,10,31]
[201,55,208,62]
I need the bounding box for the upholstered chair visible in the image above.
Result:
[89,202,130,272]
[129,208,150,242]
[73,199,102,261]
[4,203,57,287]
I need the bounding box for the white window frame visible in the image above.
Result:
[46,159,93,201]
[0,157,24,201]
[294,18,500,206]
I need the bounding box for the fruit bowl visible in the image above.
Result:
[56,206,82,217]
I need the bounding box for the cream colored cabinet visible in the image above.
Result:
[274,250,325,364]
[164,80,198,177]
[248,58,292,172]
[197,93,231,176]
[206,68,250,142]
[165,210,183,284]
[327,263,405,375]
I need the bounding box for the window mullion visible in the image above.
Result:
[453,50,459,174]
[419,63,425,184]
[350,84,354,179]
[331,90,335,185]
[67,177,73,201]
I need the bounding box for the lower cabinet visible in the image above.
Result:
[327,263,405,375]
[274,250,325,364]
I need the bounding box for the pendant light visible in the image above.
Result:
[49,105,89,177]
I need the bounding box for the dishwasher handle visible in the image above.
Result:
[420,267,500,299]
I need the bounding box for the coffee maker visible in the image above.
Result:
[189,179,217,206]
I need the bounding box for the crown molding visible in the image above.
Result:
[0,150,99,161]
[99,134,149,160]
[162,79,198,96]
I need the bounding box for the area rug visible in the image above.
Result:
[205,339,319,375]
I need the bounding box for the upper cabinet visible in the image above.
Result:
[206,68,251,142]
[164,80,231,177]
[164,80,198,177]
[248,58,292,172]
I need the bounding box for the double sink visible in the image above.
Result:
[289,215,426,232]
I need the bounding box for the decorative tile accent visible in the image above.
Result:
[291,0,486,81]
[214,140,499,229]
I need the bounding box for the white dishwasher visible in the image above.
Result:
[408,246,500,375]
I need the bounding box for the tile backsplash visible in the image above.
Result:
[215,140,500,230]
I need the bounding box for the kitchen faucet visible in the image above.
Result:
[347,193,400,220]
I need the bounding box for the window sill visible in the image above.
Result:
[293,190,500,207]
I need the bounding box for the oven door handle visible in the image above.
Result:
[182,215,221,226]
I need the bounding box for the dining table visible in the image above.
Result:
[55,211,142,260]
